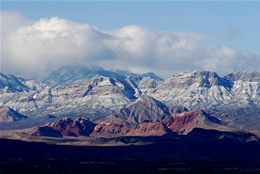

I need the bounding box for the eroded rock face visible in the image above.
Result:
[163,110,200,135]
[163,109,230,135]
[91,115,132,137]
[124,121,175,136]
[224,70,260,82]
[91,122,129,137]
[31,117,96,137]
[31,108,234,138]
[157,70,233,89]
[0,105,27,123]
[112,95,171,125]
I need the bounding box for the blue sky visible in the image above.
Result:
[2,1,259,53]
[1,1,260,78]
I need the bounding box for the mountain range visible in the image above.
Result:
[30,108,232,138]
[1,65,260,139]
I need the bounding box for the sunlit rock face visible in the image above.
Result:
[31,117,96,137]
[163,109,231,135]
[124,121,175,136]
[156,70,233,89]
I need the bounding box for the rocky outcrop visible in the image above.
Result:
[90,95,174,137]
[163,109,230,135]
[111,95,171,125]
[31,108,235,138]
[224,69,260,82]
[168,106,188,114]
[91,114,132,136]
[31,117,96,137]
[157,70,233,89]
[0,105,27,122]
[83,77,136,99]
[124,121,175,136]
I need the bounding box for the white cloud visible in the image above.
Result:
[1,11,260,79]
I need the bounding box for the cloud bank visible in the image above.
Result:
[1,11,260,78]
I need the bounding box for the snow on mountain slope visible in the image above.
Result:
[0,73,30,93]
[0,72,46,93]
[110,95,171,124]
[1,76,137,118]
[43,65,131,87]
[1,68,260,131]
[148,70,260,111]
[43,65,163,87]
[224,69,260,82]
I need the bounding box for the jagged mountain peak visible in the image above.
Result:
[110,69,137,77]
[0,72,30,93]
[176,70,220,81]
[107,95,170,125]
[43,65,164,87]
[43,65,98,87]
[0,72,46,93]
[140,72,164,81]
[135,95,169,110]
[60,117,73,123]
[224,69,260,82]
[160,70,232,89]
[88,65,104,71]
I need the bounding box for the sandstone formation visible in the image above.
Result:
[31,117,96,137]
[163,109,230,135]
[124,121,175,136]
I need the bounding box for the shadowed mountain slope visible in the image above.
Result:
[0,105,27,123]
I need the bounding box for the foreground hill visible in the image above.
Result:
[30,108,234,138]
[31,117,96,137]
[163,109,232,135]
[0,105,27,123]
[91,95,187,137]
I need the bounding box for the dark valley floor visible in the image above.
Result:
[1,131,260,173]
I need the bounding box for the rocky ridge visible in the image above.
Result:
[91,95,187,136]
[163,109,231,135]
[31,117,96,137]
[1,66,260,132]
[224,69,260,82]
[31,109,232,137]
